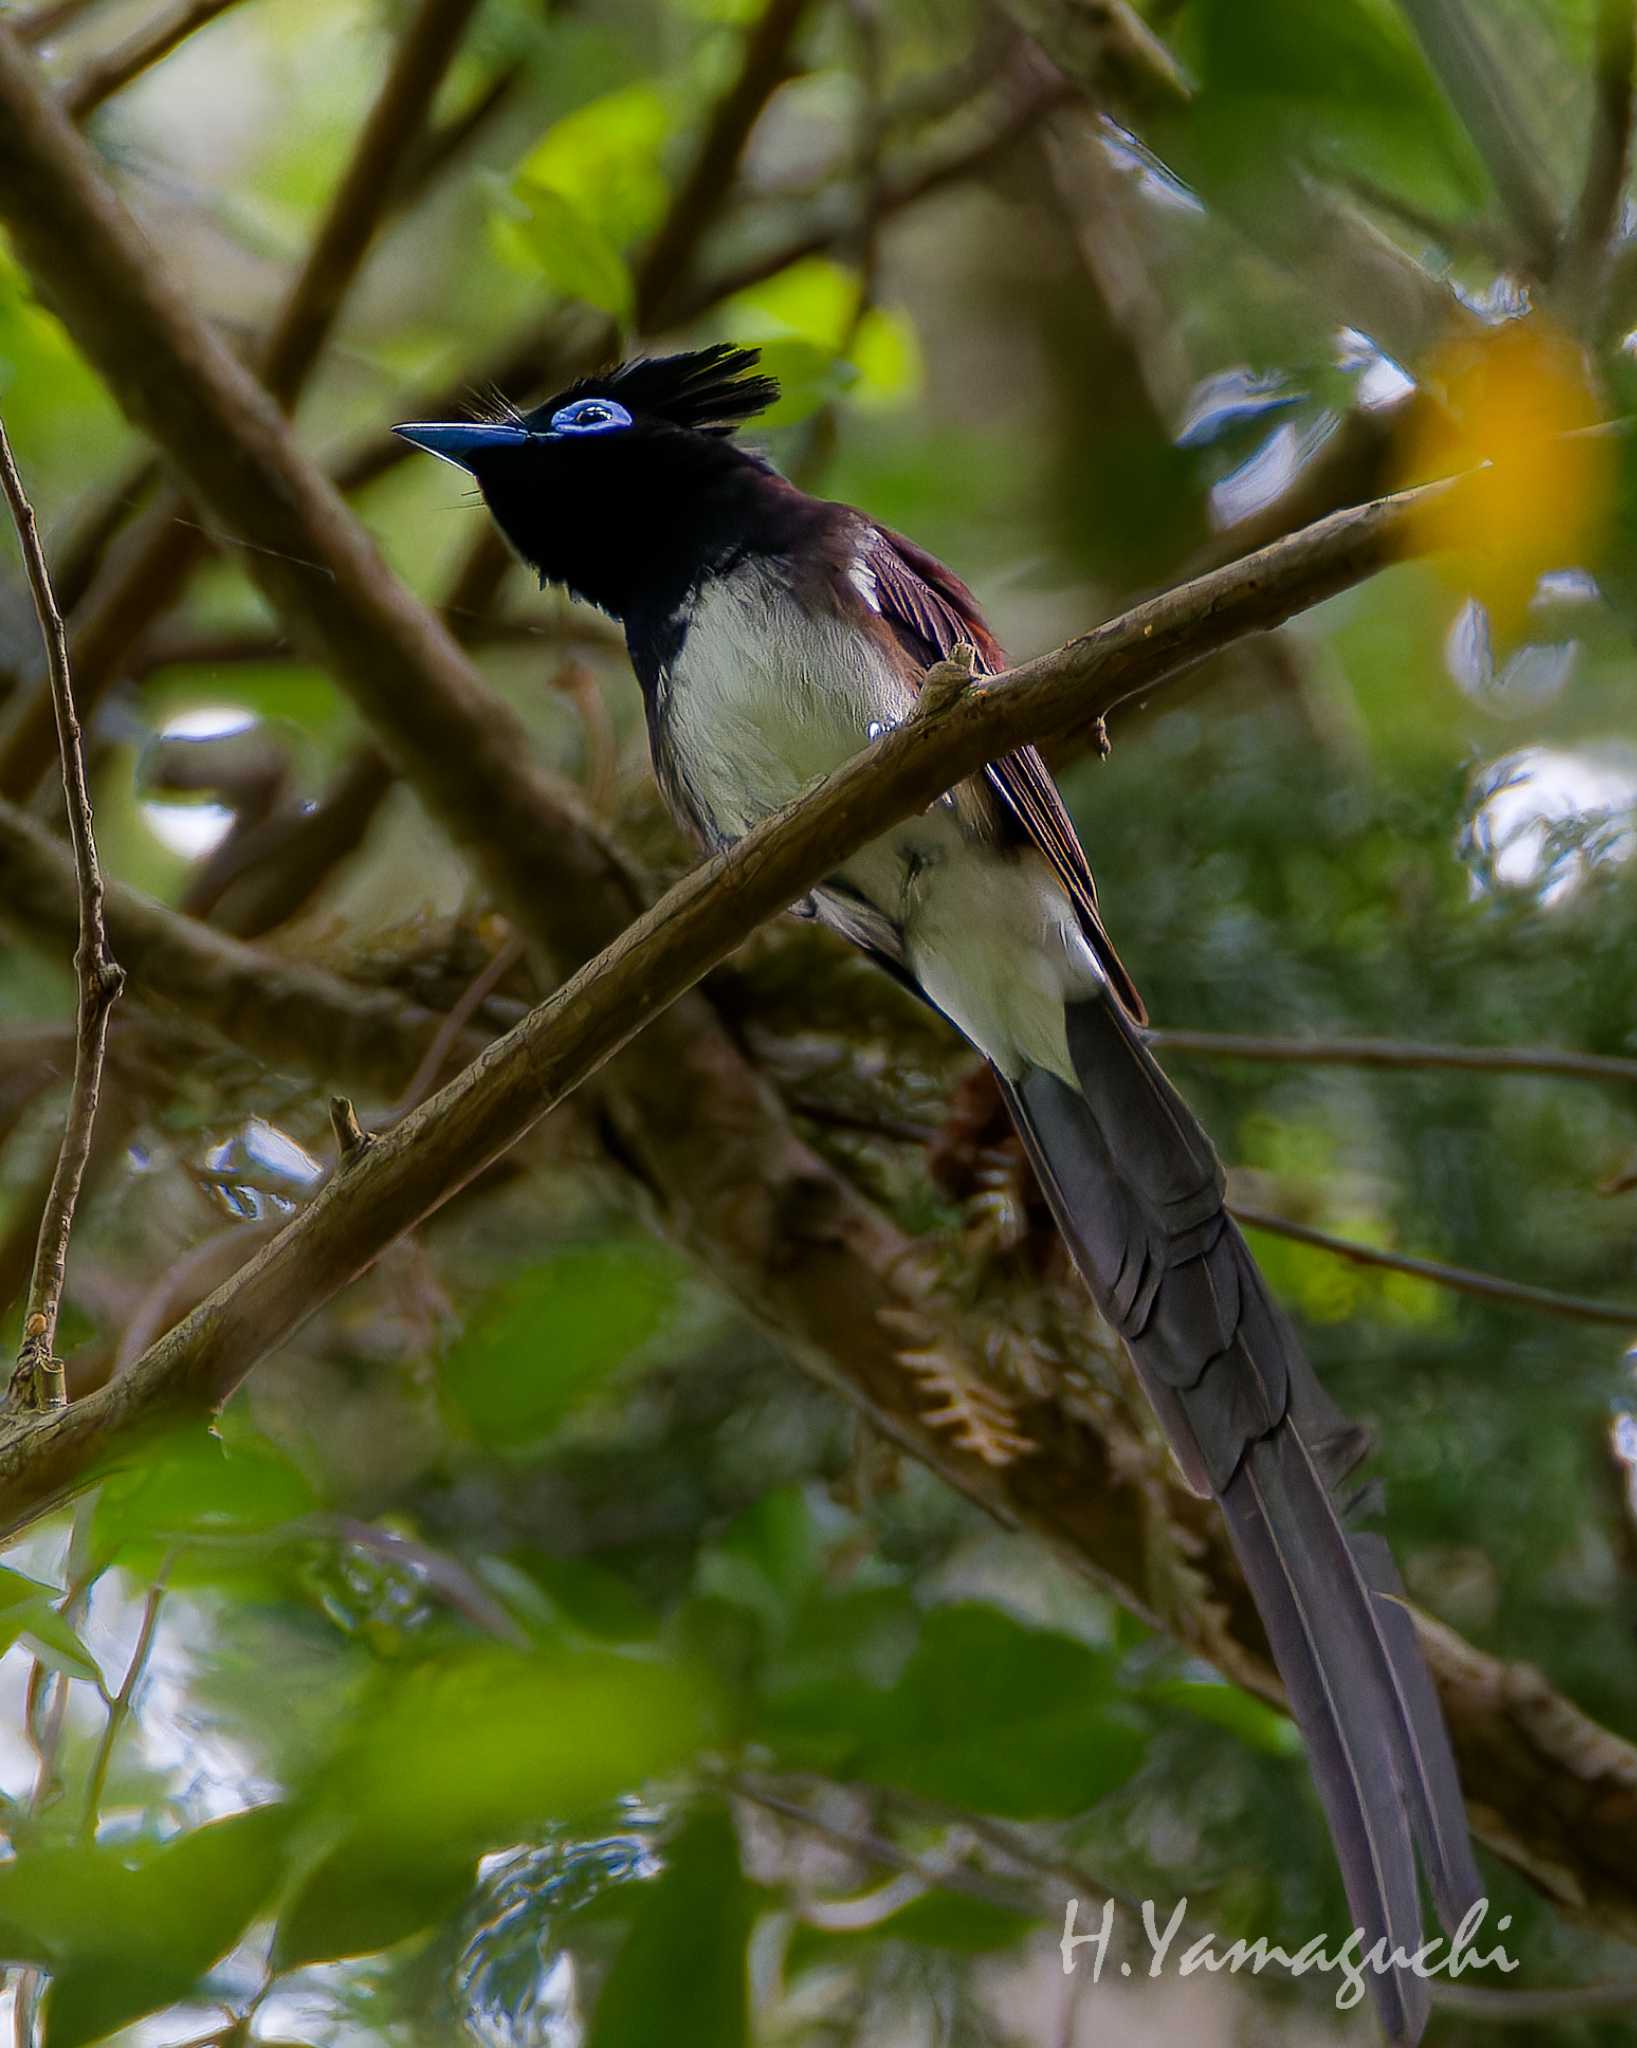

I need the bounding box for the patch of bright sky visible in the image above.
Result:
[140,705,257,859]
[1468,745,1637,903]
[1445,596,1580,712]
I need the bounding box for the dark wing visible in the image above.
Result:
[863,523,1147,1023]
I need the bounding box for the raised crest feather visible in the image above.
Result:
[538,345,780,437]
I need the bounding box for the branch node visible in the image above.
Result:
[90,960,126,1008]
[10,1316,66,1414]
[918,641,979,716]
[329,1095,375,1166]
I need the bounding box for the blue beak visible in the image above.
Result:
[391,421,534,472]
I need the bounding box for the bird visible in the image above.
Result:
[395,343,1481,2042]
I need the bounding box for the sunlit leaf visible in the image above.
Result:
[1397,319,1614,643]
[722,259,922,410]
[513,81,673,246]
[494,186,635,324]
[1151,1676,1303,1756]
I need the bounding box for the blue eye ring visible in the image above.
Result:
[549,397,633,436]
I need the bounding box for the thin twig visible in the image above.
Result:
[635,0,813,325]
[1146,1027,1637,1089]
[1561,0,1637,328]
[1376,0,1558,277]
[259,0,483,408]
[1231,1204,1637,1329]
[391,931,524,1117]
[61,0,246,122]
[731,1773,1045,1919]
[0,418,123,1414]
[11,0,103,43]
[0,0,484,801]
[79,1556,169,1839]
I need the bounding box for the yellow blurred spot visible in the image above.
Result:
[1397,320,1612,643]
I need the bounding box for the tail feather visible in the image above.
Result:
[999,993,1481,2044]
[1225,1431,1429,2046]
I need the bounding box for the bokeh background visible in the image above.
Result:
[4,0,1637,2040]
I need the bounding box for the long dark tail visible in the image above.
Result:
[999,994,1480,2046]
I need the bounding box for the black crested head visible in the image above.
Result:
[526,344,780,438]
[393,345,786,624]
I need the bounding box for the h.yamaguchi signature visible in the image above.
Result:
[1061,1896,1518,2013]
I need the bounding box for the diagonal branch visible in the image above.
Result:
[4,479,1637,1943]
[0,419,123,1416]
[1232,1204,1637,1329]
[0,795,479,1096]
[8,21,1637,1941]
[0,470,1481,1500]
[1148,1026,1637,1089]
[0,0,484,799]
[1561,0,1637,328]
[60,0,247,123]
[634,0,813,326]
[1396,0,1560,277]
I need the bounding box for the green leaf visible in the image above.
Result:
[0,1566,101,1684]
[587,1807,751,2048]
[513,82,672,245]
[1151,1676,1303,1757]
[742,341,854,427]
[16,1603,101,1685]
[275,1641,717,1965]
[274,1832,474,1969]
[89,1427,314,1571]
[442,1244,681,1453]
[693,1486,833,1630]
[0,1804,292,2048]
[494,185,635,322]
[1175,0,1486,217]
[853,1605,1149,1819]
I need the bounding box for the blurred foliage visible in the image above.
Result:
[4,0,1637,2043]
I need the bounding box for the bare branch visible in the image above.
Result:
[0,795,475,1096]
[1231,1203,1637,1329]
[61,0,246,123]
[1148,1026,1637,1089]
[0,417,123,1416]
[634,0,813,326]
[1397,0,1560,275]
[0,0,484,800]
[0,474,1495,1499]
[258,0,482,408]
[1561,0,1637,327]
[79,1558,168,1837]
[7,24,1637,1937]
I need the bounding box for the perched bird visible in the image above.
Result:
[396,345,1480,2042]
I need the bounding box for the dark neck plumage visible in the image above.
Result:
[496,432,824,634]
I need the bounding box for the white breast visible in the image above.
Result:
[662,557,915,841]
[660,554,1107,1083]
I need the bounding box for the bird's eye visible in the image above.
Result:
[550,397,634,436]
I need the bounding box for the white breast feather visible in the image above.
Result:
[663,557,1106,1081]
